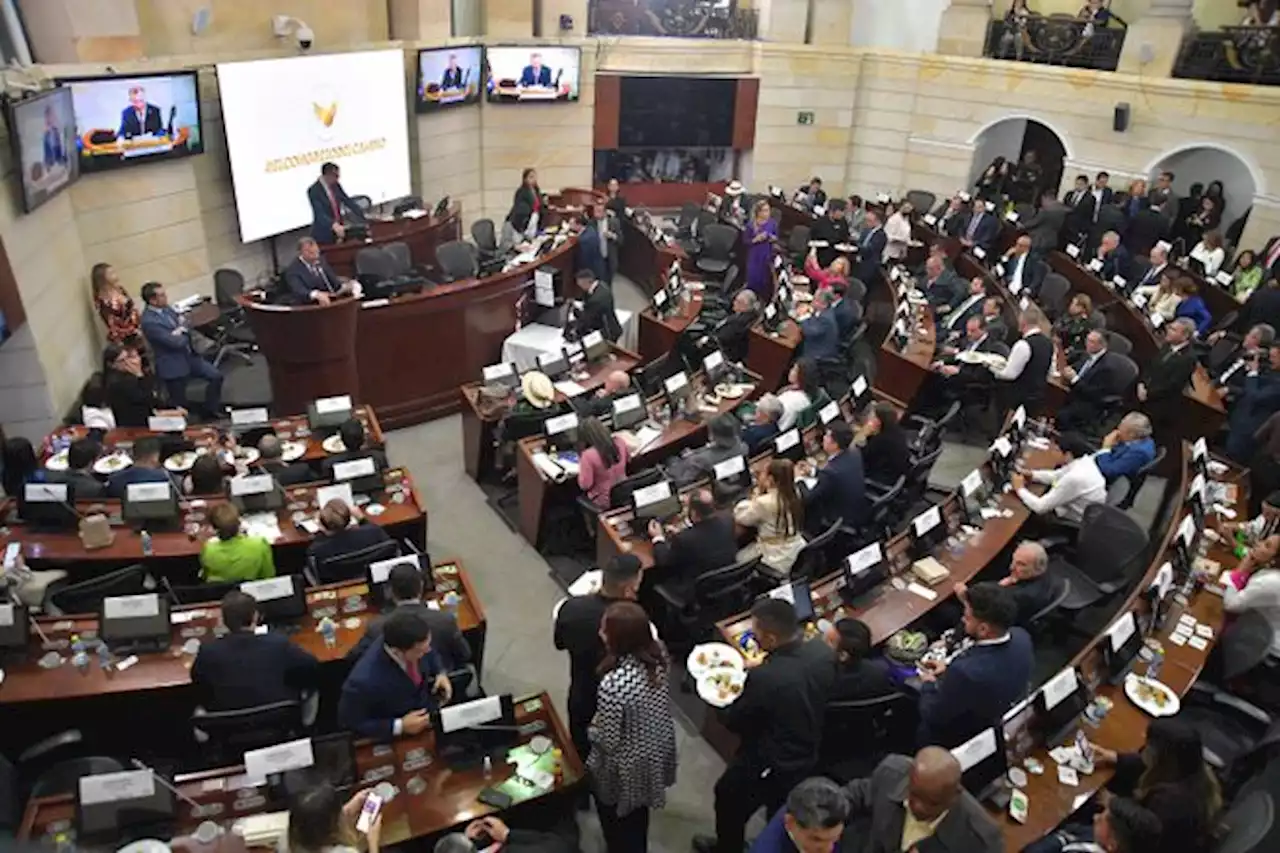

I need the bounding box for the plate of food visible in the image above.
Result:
[697,669,747,708]
[322,434,347,454]
[44,449,70,472]
[1124,674,1180,717]
[717,383,751,400]
[229,447,260,466]
[834,243,857,253]
[687,642,745,680]
[164,450,199,472]
[280,440,307,462]
[93,452,132,475]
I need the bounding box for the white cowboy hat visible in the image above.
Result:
[725,180,745,196]
[521,371,555,409]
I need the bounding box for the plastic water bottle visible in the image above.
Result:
[97,641,112,670]
[319,617,337,648]
[1146,649,1165,682]
[71,634,88,670]
[140,530,153,557]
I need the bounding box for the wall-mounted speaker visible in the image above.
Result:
[1113,102,1130,133]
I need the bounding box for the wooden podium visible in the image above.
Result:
[238,296,360,415]
[319,206,462,277]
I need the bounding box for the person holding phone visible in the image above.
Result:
[286,783,382,853]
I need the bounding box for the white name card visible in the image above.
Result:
[1087,258,1103,273]
[775,429,800,452]
[961,469,984,496]
[241,576,295,603]
[1150,312,1164,329]
[545,413,579,435]
[440,695,504,734]
[1112,276,1127,288]
[913,505,942,537]
[852,375,869,398]
[1042,666,1079,710]
[482,362,515,382]
[992,436,1013,458]
[315,483,354,511]
[231,407,270,426]
[847,542,883,574]
[1154,561,1174,599]
[537,351,565,371]
[1008,279,1022,296]
[148,415,186,432]
[230,474,275,497]
[1019,296,1031,312]
[370,554,420,584]
[0,603,15,628]
[705,352,725,375]
[952,727,997,773]
[1107,610,1136,653]
[890,267,902,282]
[614,394,642,415]
[1131,292,1147,309]
[973,246,987,259]
[714,456,746,481]
[1190,473,1205,502]
[582,330,605,350]
[126,482,171,503]
[564,342,584,363]
[633,481,672,508]
[332,457,377,482]
[1215,270,1233,287]
[25,483,67,503]
[315,395,352,415]
[79,770,156,806]
[653,289,668,308]
[1005,210,1019,223]
[923,214,937,226]
[764,303,777,321]
[994,263,1006,278]
[819,401,841,424]
[1178,514,1197,548]
[1012,406,1027,430]
[664,372,689,395]
[1066,244,1081,258]
[244,738,315,784]
[103,593,161,620]
[1193,437,1207,461]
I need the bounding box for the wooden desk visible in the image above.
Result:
[620,216,689,296]
[319,206,463,279]
[638,297,701,364]
[458,346,643,483]
[17,691,584,847]
[514,371,758,547]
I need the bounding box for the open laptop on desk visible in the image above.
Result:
[951,726,1008,805]
[763,578,816,623]
[1102,610,1143,685]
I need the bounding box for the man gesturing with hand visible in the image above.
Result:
[339,608,453,740]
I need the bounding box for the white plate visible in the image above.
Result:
[720,384,751,400]
[1124,675,1180,717]
[834,243,856,253]
[45,449,69,472]
[280,440,307,462]
[365,503,385,516]
[687,642,745,680]
[164,451,198,472]
[322,434,346,454]
[696,669,747,708]
[93,452,132,475]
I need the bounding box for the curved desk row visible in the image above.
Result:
[318,207,463,279]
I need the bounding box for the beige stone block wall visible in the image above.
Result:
[135,0,390,56]
[418,107,484,228]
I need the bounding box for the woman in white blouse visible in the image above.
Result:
[1190,230,1227,277]
[734,458,808,576]
[1133,270,1184,321]
[776,358,819,431]
[883,200,914,262]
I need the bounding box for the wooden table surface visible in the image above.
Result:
[18,690,583,847]
[0,561,484,705]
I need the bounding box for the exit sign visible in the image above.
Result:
[797,111,815,125]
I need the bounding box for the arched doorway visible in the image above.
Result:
[1147,144,1261,245]
[968,116,1069,204]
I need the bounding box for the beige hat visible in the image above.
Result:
[725,180,745,197]
[521,370,556,409]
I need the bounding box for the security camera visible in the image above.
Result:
[296,25,314,50]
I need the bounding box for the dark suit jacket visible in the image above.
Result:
[140,306,200,381]
[306,521,392,565]
[1068,350,1120,405]
[258,460,318,488]
[843,755,1002,853]
[800,310,841,361]
[520,65,553,86]
[1262,237,1280,283]
[959,212,999,251]
[1092,205,1127,249]
[804,449,867,528]
[308,179,366,245]
[1021,201,1067,252]
[923,271,962,310]
[48,469,106,500]
[811,216,851,268]
[652,515,738,590]
[715,310,758,364]
[441,66,464,88]
[346,601,471,672]
[338,641,445,740]
[43,128,67,167]
[119,103,163,138]
[742,421,781,456]
[1237,283,1280,334]
[284,256,343,303]
[1002,251,1045,297]
[577,222,609,281]
[1125,207,1168,258]
[1008,574,1057,626]
[1098,245,1132,284]
[1063,189,1096,237]
[190,630,319,712]
[856,227,886,284]
[829,659,896,703]
[572,284,623,342]
[1143,343,1198,402]
[863,425,911,486]
[918,627,1033,748]
[833,297,862,340]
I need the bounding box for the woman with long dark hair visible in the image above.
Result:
[975,156,1009,202]
[1,437,37,499]
[91,263,141,347]
[777,357,819,431]
[101,342,167,427]
[513,167,545,231]
[577,415,630,509]
[734,458,806,575]
[589,601,677,853]
[285,782,381,853]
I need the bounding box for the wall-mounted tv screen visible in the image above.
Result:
[485,46,581,103]
[7,87,79,212]
[417,45,483,112]
[58,71,204,173]
[619,76,736,148]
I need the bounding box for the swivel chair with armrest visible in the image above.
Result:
[819,692,915,783]
[696,224,739,277]
[654,555,763,651]
[191,700,307,766]
[842,476,905,552]
[355,246,397,290]
[435,240,480,283]
[1043,503,1147,615]
[787,517,845,583]
[44,564,149,616]
[575,468,665,552]
[0,729,125,832]
[1037,274,1071,321]
[307,538,402,586]
[211,269,256,367]
[1111,445,1166,510]
[1104,330,1133,358]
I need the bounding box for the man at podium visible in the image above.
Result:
[284,237,355,306]
[519,53,553,87]
[308,162,367,244]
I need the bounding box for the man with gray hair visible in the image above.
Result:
[1213,322,1276,391]
[1094,229,1131,284]
[989,305,1054,418]
[283,235,353,305]
[253,433,316,487]
[997,540,1056,626]
[743,393,784,455]
[1137,318,1198,434]
[750,777,850,853]
[716,287,761,364]
[435,816,573,853]
[1094,412,1157,482]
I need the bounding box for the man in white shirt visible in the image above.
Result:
[1001,235,1042,297]
[990,308,1055,419]
[1223,534,1280,658]
[1011,452,1107,524]
[1130,244,1169,294]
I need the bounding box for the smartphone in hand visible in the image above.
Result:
[356,793,383,833]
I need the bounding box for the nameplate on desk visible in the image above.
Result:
[1007,278,1021,296]
[24,482,67,503]
[482,362,516,382]
[704,350,725,374]
[244,738,315,784]
[1192,437,1207,462]
[440,695,504,733]
[127,482,171,503]
[1154,561,1174,598]
[1065,244,1080,259]
[774,255,784,271]
[912,505,942,537]
[565,342,585,365]
[711,456,746,482]
[231,474,275,497]
[991,436,1013,458]
[614,394,642,415]
[1190,473,1205,503]
[951,727,997,773]
[333,457,378,482]
[0,603,14,628]
[775,429,800,453]
[818,401,841,425]
[961,469,984,497]
[973,247,986,260]
[1005,210,1019,223]
[633,480,673,509]
[1087,258,1103,273]
[545,413,579,436]
[1150,313,1164,329]
[231,408,270,427]
[653,288,669,309]
[890,267,902,282]
[79,769,156,806]
[1216,271,1233,287]
[852,375,869,398]
[582,330,605,351]
[370,553,421,584]
[764,303,777,322]
[848,541,882,574]
[315,395,352,415]
[104,593,161,620]
[361,299,390,309]
[241,576,295,603]
[147,415,187,433]
[1041,666,1078,710]
[893,318,908,337]
[1131,292,1147,309]
[1106,610,1136,652]
[315,483,355,511]
[994,263,1006,278]
[1112,276,1127,289]
[1178,514,1197,548]
[923,214,937,226]
[664,372,689,395]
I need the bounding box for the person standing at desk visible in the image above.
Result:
[139,282,224,418]
[570,269,623,342]
[308,162,367,245]
[604,177,628,220]
[1137,318,1199,434]
[810,200,852,269]
[647,488,738,596]
[284,237,354,306]
[855,209,887,286]
[514,168,545,232]
[102,343,168,427]
[988,306,1054,418]
[744,200,779,301]
[578,204,621,285]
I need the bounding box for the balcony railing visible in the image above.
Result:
[1173,27,1280,86]
[983,16,1126,72]
[588,0,758,39]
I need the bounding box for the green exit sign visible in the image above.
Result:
[797,111,815,125]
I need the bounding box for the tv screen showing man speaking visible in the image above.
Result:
[8,87,79,212]
[417,45,483,112]
[485,46,581,103]
[216,49,412,244]
[58,71,204,174]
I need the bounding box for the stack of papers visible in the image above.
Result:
[632,425,664,453]
[242,512,283,542]
[531,452,569,483]
[234,811,290,847]
[553,380,586,398]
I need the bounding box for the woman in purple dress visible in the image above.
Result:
[743,199,778,301]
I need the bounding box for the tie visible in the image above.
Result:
[311,264,330,290]
[1268,240,1280,270]
[327,186,340,224]
[967,214,980,240]
[406,659,422,687]
[1142,266,1156,286]
[1080,355,1096,377]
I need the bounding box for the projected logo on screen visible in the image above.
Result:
[313,101,337,128]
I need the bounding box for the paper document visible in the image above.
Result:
[531,452,568,482]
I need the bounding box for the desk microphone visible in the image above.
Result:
[131,759,201,808]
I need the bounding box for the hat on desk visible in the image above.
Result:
[725,180,745,197]
[521,371,556,409]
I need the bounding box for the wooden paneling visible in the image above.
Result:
[732,77,759,150]
[594,74,621,149]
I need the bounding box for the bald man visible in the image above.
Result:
[573,370,632,419]
[842,748,1001,853]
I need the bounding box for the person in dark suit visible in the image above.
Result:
[823,618,895,702]
[1138,318,1199,432]
[321,418,389,476]
[715,290,760,364]
[693,598,835,853]
[1261,235,1280,284]
[441,54,464,89]
[742,394,784,456]
[921,255,962,311]
[802,420,866,532]
[915,315,1005,420]
[1128,243,1171,296]
[931,195,968,238]
[796,177,828,211]
[42,104,67,168]
[980,298,1009,343]
[958,198,999,255]
[1092,202,1127,253]
[647,488,738,594]
[829,280,862,340]
[810,201,851,269]
[255,434,318,487]
[48,438,106,499]
[283,237,353,305]
[862,403,911,486]
[1000,234,1045,297]
[1055,330,1119,433]
[751,778,849,853]
[102,343,165,427]
[938,278,987,340]
[118,86,163,139]
[576,213,608,283]
[1225,343,1280,462]
[139,282,224,416]
[307,162,367,245]
[1126,204,1168,259]
[604,177,628,220]
[338,608,453,740]
[1094,230,1132,284]
[799,289,841,361]
[1063,174,1096,241]
[995,541,1057,627]
[855,210,886,285]
[347,563,471,672]
[840,749,1002,853]
[1020,190,1068,253]
[519,53,553,87]
[916,582,1033,748]
[191,591,320,713]
[667,415,748,488]
[1235,278,1280,335]
[570,269,623,342]
[306,499,393,566]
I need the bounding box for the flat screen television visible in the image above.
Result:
[417,45,483,112]
[7,87,79,212]
[58,71,204,173]
[619,76,736,148]
[486,46,581,103]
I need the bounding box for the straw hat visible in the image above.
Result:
[725,180,745,197]
[521,371,555,409]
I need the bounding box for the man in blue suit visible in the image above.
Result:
[959,198,999,255]
[338,608,454,741]
[42,105,67,169]
[802,420,866,533]
[139,282,223,417]
[576,212,609,283]
[519,53,553,87]
[119,86,163,139]
[307,162,367,245]
[855,210,886,286]
[800,290,841,361]
[917,582,1033,748]
[829,280,861,340]
[1093,412,1157,482]
[1094,231,1132,284]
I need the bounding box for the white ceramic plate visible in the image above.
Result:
[1124,675,1181,717]
[164,451,198,472]
[93,452,132,475]
[220,447,260,466]
[687,642,745,680]
[696,669,747,708]
[280,440,307,462]
[322,434,346,454]
[45,449,69,472]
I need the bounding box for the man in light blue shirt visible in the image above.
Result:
[1094,412,1157,482]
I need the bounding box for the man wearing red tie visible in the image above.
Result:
[307,162,367,244]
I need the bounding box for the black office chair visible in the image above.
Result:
[673,203,699,239]
[1111,445,1166,510]
[575,469,665,552]
[44,564,149,616]
[1209,309,1240,339]
[696,224,739,277]
[471,219,499,256]
[788,518,845,583]
[1105,331,1134,358]
[1025,576,1070,639]
[905,401,962,460]
[355,246,396,287]
[905,190,936,215]
[308,539,402,585]
[192,700,306,765]
[382,241,411,275]
[435,240,479,282]
[845,278,868,305]
[10,729,125,816]
[1037,274,1071,321]
[210,269,256,366]
[788,225,811,262]
[846,476,905,548]
[1212,790,1273,853]
[1089,308,1108,330]
[164,579,241,606]
[892,445,944,520]
[349,194,373,213]
[1207,335,1241,374]
[655,555,763,647]
[820,693,915,782]
[1045,503,1148,612]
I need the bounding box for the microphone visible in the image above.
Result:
[131,759,201,808]
[166,105,176,139]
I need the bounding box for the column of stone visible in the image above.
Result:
[1118,0,1195,76]
[936,0,994,58]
